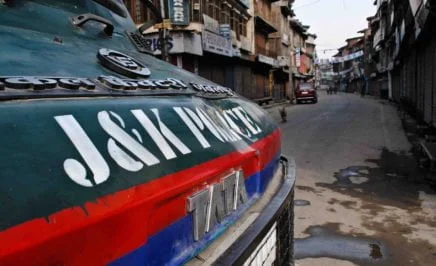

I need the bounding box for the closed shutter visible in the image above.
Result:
[424,42,433,123]
[432,37,436,126]
[255,73,265,99]
[224,63,234,90]
[410,50,417,108]
[392,70,400,102]
[199,57,212,81]
[243,66,253,99]
[416,48,424,116]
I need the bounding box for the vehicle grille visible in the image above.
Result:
[127,32,153,54]
[276,190,294,265]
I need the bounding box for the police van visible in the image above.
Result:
[0,1,296,265]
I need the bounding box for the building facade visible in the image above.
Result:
[386,0,435,126]
[333,0,435,128]
[330,36,365,93]
[289,17,316,93]
[124,0,316,102]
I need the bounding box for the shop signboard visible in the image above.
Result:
[232,48,242,57]
[203,14,220,34]
[168,0,190,26]
[240,35,252,52]
[202,31,232,57]
[295,48,301,67]
[143,32,203,56]
[282,34,289,45]
[258,54,277,66]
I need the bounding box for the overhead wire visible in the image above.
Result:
[293,0,322,10]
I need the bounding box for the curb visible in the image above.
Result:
[262,101,291,110]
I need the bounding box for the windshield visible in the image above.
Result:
[299,83,313,90]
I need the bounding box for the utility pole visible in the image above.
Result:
[159,0,169,62]
[140,0,169,62]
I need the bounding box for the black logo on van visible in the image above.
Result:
[97,48,151,78]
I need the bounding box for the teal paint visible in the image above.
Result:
[0,0,279,234]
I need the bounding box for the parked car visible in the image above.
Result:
[0,1,296,265]
[296,83,318,104]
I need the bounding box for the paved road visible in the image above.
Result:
[269,92,436,265]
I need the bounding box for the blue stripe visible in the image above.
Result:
[110,154,280,266]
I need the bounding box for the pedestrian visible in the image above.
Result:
[279,106,287,123]
[360,79,365,97]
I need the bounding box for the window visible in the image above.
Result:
[214,0,220,21]
[239,17,247,37]
[124,0,155,25]
[220,3,230,24]
[191,0,201,22]
[201,0,207,20]
[231,11,239,38]
[208,1,214,18]
[207,0,220,20]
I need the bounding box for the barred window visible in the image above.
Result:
[124,0,155,25]
[220,3,230,24]
[207,0,220,20]
[190,0,201,22]
[230,11,242,40]
[201,0,207,21]
[239,17,247,37]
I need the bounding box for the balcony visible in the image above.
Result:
[255,16,277,34]
[373,28,385,48]
[279,0,294,17]
[370,16,380,31]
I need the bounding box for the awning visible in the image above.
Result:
[293,73,306,79]
[292,70,312,79]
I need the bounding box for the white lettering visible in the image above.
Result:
[56,104,264,188]
[131,109,191,159]
[223,110,251,138]
[195,108,225,142]
[214,111,242,142]
[173,0,185,22]
[232,107,262,135]
[173,107,211,149]
[98,111,160,171]
[55,115,110,187]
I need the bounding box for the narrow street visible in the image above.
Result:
[270,92,436,265]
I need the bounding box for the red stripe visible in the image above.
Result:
[0,129,281,265]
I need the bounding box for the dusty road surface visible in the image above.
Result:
[269,93,436,266]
